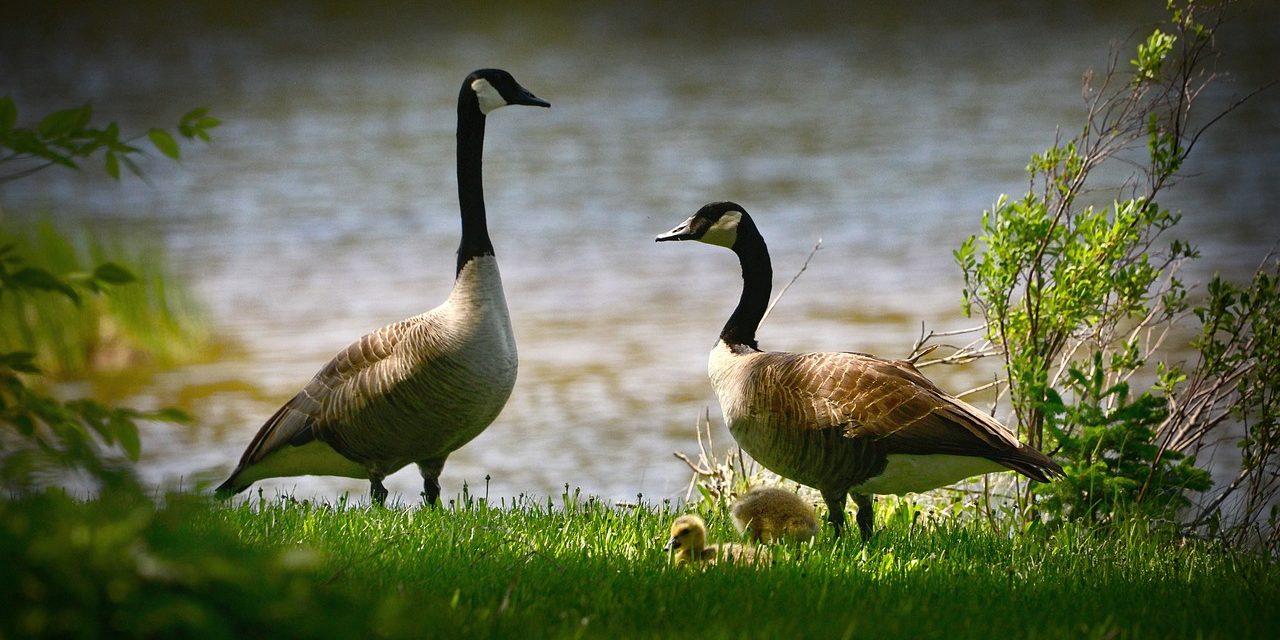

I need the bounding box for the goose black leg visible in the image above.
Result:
[422,476,442,506]
[821,489,848,536]
[852,492,875,541]
[417,458,445,506]
[370,476,389,507]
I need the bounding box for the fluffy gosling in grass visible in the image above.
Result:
[730,486,820,544]
[665,514,770,567]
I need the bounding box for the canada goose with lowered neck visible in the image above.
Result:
[656,202,1063,538]
[216,69,549,505]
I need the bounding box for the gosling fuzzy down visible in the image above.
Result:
[665,515,770,567]
[730,486,819,544]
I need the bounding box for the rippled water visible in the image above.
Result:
[3,1,1278,502]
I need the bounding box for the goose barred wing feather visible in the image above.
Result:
[231,320,411,469]
[747,351,1060,478]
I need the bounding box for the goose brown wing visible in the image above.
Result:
[230,320,411,469]
[749,351,1022,456]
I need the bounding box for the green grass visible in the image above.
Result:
[0,217,211,376]
[4,488,1276,639]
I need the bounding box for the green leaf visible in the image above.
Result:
[10,413,36,436]
[113,416,142,460]
[10,267,80,303]
[148,128,180,160]
[37,104,91,138]
[104,151,121,180]
[0,96,16,132]
[1042,387,1066,413]
[180,106,209,123]
[177,108,220,142]
[92,262,136,285]
[150,407,193,423]
[0,351,41,374]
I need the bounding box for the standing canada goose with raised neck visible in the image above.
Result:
[656,202,1063,539]
[216,69,549,505]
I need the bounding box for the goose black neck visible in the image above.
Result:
[721,226,772,350]
[456,88,492,275]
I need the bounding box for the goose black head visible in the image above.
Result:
[655,201,750,249]
[466,68,551,115]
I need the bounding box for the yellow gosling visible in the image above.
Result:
[730,486,819,544]
[665,514,770,567]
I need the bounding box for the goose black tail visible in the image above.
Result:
[996,447,1065,482]
[214,468,249,498]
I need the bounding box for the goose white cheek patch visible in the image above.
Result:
[700,210,742,248]
[471,78,507,114]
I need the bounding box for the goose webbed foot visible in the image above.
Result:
[852,492,875,541]
[370,477,389,507]
[821,489,848,537]
[417,458,445,507]
[421,476,442,507]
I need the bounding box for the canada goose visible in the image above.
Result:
[656,202,1063,539]
[666,514,770,566]
[216,69,549,505]
[730,486,819,544]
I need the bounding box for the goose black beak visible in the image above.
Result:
[664,537,680,551]
[512,87,551,108]
[655,217,697,242]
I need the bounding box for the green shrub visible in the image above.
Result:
[0,492,385,639]
[950,0,1277,532]
[1,99,213,491]
[1037,352,1211,524]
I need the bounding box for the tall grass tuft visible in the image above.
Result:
[0,216,210,376]
[5,486,1277,638]
[212,492,1279,638]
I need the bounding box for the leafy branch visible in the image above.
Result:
[946,0,1276,530]
[1,99,214,493]
[1,251,191,492]
[0,97,219,184]
[1168,254,1280,546]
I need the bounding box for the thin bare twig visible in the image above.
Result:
[760,237,822,326]
[673,451,711,476]
[905,344,938,365]
[955,378,1005,399]
[910,322,1001,368]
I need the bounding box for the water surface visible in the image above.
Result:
[2,1,1278,502]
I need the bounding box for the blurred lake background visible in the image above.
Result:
[2,0,1277,503]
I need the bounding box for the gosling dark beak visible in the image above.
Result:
[512,85,551,108]
[664,537,680,551]
[655,216,697,242]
